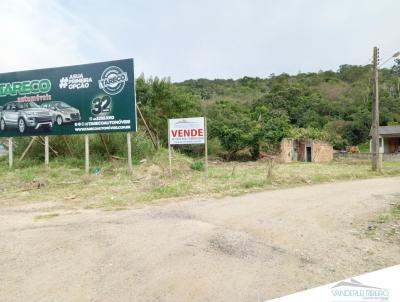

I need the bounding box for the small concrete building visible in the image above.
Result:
[369,126,400,154]
[280,138,333,163]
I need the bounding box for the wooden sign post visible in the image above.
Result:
[8,138,13,168]
[204,117,208,178]
[85,135,89,174]
[44,136,49,167]
[127,132,132,172]
[168,119,172,175]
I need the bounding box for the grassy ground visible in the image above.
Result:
[0,150,400,210]
[363,201,400,244]
[358,142,370,153]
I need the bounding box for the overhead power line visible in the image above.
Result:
[378,51,400,68]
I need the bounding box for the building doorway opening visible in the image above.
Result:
[306,147,312,162]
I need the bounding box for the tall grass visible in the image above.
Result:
[4,131,155,166]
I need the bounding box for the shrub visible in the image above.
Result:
[190,160,205,171]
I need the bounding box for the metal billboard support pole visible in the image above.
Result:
[85,135,89,174]
[127,132,132,172]
[44,136,49,167]
[8,137,13,168]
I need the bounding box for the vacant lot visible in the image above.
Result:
[1,152,400,209]
[1,177,399,302]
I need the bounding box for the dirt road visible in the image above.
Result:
[1,177,400,302]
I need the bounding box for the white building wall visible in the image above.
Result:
[369,136,384,154]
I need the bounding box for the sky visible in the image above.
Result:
[1,0,400,82]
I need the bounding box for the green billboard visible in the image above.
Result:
[0,59,136,137]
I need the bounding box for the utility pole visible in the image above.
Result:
[371,46,382,172]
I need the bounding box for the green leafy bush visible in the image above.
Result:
[190,160,205,171]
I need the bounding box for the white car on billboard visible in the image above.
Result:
[0,101,53,134]
[41,101,81,126]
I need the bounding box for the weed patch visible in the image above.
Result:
[363,201,400,243]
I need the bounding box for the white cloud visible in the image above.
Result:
[0,0,121,73]
[1,0,400,80]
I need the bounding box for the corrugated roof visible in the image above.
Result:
[379,126,400,135]
[370,125,400,136]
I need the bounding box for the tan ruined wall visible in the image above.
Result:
[280,138,292,162]
[280,139,333,162]
[297,140,306,161]
[312,141,333,162]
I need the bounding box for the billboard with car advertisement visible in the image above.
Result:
[0,59,136,137]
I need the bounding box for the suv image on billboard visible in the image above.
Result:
[0,101,53,134]
[41,101,81,126]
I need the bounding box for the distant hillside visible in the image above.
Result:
[4,65,400,161]
[174,64,400,149]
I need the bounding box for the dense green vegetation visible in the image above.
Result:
[139,62,400,156]
[2,63,400,162]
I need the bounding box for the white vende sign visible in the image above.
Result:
[168,117,205,145]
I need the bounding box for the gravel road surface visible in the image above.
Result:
[1,177,399,301]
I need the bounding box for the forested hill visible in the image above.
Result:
[176,64,400,144]
[137,63,400,157]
